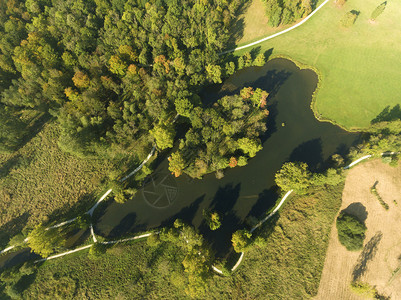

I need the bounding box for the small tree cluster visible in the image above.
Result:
[203,210,222,231]
[231,229,252,253]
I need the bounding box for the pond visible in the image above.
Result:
[94,58,360,256]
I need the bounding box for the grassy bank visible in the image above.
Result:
[233,0,401,130]
[0,122,116,246]
[11,184,343,299]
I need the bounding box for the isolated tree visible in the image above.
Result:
[336,212,366,251]
[27,224,66,257]
[232,229,252,252]
[275,162,312,193]
[203,210,221,230]
[335,0,347,7]
[168,152,186,177]
[341,11,359,27]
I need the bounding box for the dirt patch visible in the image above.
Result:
[315,160,401,299]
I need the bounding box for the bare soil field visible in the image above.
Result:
[316,159,401,299]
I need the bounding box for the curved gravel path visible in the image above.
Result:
[220,0,331,55]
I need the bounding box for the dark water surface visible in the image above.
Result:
[94,58,360,256]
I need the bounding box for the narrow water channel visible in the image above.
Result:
[94,58,360,256]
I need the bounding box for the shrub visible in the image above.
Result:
[370,186,389,210]
[335,0,347,7]
[350,281,377,298]
[232,230,252,253]
[341,11,359,28]
[371,2,387,21]
[336,212,366,251]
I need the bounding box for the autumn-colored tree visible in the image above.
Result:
[168,152,185,177]
[229,157,238,168]
[72,71,90,89]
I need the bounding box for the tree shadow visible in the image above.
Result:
[371,105,401,124]
[159,195,205,228]
[15,113,52,152]
[0,212,30,248]
[46,192,97,225]
[225,0,252,50]
[246,186,279,219]
[352,231,383,281]
[341,202,368,223]
[200,184,242,257]
[107,212,146,238]
[0,155,21,179]
[289,138,323,172]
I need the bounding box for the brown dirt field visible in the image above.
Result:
[316,159,401,300]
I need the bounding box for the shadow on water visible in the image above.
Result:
[289,138,323,172]
[160,195,205,228]
[200,184,242,257]
[247,186,279,220]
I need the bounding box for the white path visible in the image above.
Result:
[343,155,372,170]
[101,233,152,245]
[86,189,113,216]
[220,0,331,55]
[34,244,93,263]
[213,190,294,274]
[90,224,97,243]
[119,145,156,182]
[46,218,77,230]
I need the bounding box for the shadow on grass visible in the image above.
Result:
[0,213,30,248]
[341,202,368,223]
[371,104,401,124]
[352,231,383,281]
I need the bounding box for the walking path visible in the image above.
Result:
[213,190,294,274]
[220,0,331,55]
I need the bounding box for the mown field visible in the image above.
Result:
[13,184,343,299]
[234,0,401,130]
[0,122,116,247]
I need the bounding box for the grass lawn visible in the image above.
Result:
[0,122,116,247]
[233,0,401,130]
[12,184,343,299]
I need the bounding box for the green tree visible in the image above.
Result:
[225,61,235,76]
[175,98,193,118]
[150,124,175,150]
[253,53,266,67]
[275,162,312,194]
[232,229,252,252]
[27,224,66,257]
[203,210,221,230]
[237,138,262,157]
[336,212,366,251]
[205,64,222,83]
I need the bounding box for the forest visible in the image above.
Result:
[0,0,251,171]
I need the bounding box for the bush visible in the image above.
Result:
[231,230,252,253]
[350,281,377,298]
[341,11,359,28]
[336,212,366,251]
[370,186,389,210]
[371,2,387,21]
